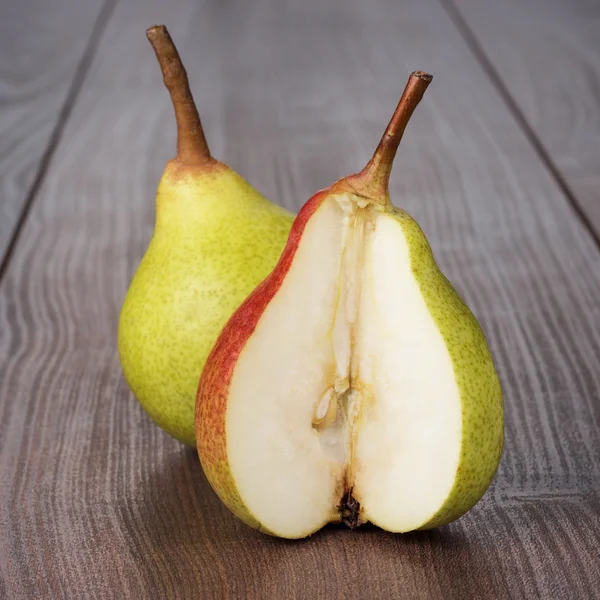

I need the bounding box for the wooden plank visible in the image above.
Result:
[0,0,108,266]
[1,0,599,597]
[448,0,600,237]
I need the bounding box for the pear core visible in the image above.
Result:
[225,193,464,537]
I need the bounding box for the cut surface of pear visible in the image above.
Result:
[197,72,503,538]
[118,26,293,446]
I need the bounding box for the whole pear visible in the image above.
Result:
[119,25,293,446]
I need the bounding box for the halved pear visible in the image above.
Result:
[196,72,503,539]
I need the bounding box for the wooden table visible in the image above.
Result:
[1,0,599,598]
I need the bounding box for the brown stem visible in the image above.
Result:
[349,71,432,201]
[146,25,212,165]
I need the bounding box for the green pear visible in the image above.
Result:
[119,25,293,446]
[196,72,504,538]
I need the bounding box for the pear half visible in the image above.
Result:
[197,72,503,538]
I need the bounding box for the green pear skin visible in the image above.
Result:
[119,160,293,445]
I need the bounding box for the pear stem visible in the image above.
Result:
[357,71,432,197]
[146,25,212,165]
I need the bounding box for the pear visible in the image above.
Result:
[119,26,293,446]
[196,72,503,538]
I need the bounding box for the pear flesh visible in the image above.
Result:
[197,72,503,538]
[223,195,501,538]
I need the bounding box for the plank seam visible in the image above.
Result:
[0,0,119,286]
[438,0,600,253]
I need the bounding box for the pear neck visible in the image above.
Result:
[344,71,432,205]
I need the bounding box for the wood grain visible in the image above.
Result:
[449,0,600,237]
[0,0,109,267]
[0,0,599,598]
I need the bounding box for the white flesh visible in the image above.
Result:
[353,216,461,531]
[226,195,461,537]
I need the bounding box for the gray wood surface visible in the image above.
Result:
[450,0,600,237]
[0,0,109,268]
[1,0,599,598]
